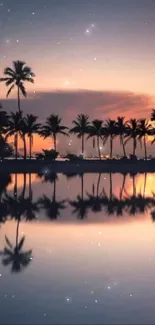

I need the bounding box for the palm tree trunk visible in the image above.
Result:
[133,174,136,196]
[97,136,101,159]
[143,172,147,197]
[109,173,112,200]
[16,219,20,247]
[133,138,136,156]
[97,173,101,196]
[15,133,18,159]
[120,173,126,199]
[53,178,56,201]
[110,136,113,159]
[29,173,32,199]
[81,173,84,201]
[144,136,147,160]
[121,135,126,157]
[14,173,17,198]
[23,135,27,159]
[53,134,56,151]
[17,86,21,114]
[82,135,84,156]
[29,135,32,159]
[22,173,26,198]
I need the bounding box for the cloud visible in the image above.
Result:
[1,89,155,155]
[1,89,154,124]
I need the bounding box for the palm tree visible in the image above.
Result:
[41,114,68,151]
[0,234,32,273]
[39,173,66,220]
[151,109,155,122]
[0,60,35,113]
[0,104,8,137]
[70,114,90,156]
[22,114,41,159]
[69,173,89,219]
[0,174,11,225]
[124,119,139,156]
[87,120,103,159]
[138,119,152,160]
[115,117,127,157]
[6,112,23,159]
[102,119,117,159]
[86,174,103,213]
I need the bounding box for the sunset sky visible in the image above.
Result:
[1,0,155,154]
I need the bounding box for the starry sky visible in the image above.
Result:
[1,0,155,154]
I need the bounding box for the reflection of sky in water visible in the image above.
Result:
[1,173,155,324]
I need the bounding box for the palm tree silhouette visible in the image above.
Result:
[0,104,8,137]
[87,120,103,159]
[124,119,139,156]
[6,112,23,159]
[38,172,66,220]
[138,119,152,160]
[0,234,32,273]
[0,174,11,224]
[151,109,155,122]
[115,117,127,157]
[41,114,68,151]
[69,173,89,219]
[0,60,35,113]
[70,114,90,156]
[86,174,103,213]
[23,114,41,159]
[102,119,117,159]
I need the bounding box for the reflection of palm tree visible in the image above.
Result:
[39,195,65,220]
[0,234,32,273]
[151,210,155,222]
[86,174,103,213]
[0,174,11,224]
[39,172,66,220]
[69,173,89,219]
[120,172,127,199]
[3,190,38,221]
[124,193,152,216]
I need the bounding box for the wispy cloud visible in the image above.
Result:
[1,89,154,124]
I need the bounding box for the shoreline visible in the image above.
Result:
[0,159,155,174]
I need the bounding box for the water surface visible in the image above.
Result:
[1,172,155,324]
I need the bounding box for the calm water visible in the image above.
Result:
[1,172,155,324]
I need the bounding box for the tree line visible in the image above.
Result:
[1,60,155,159]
